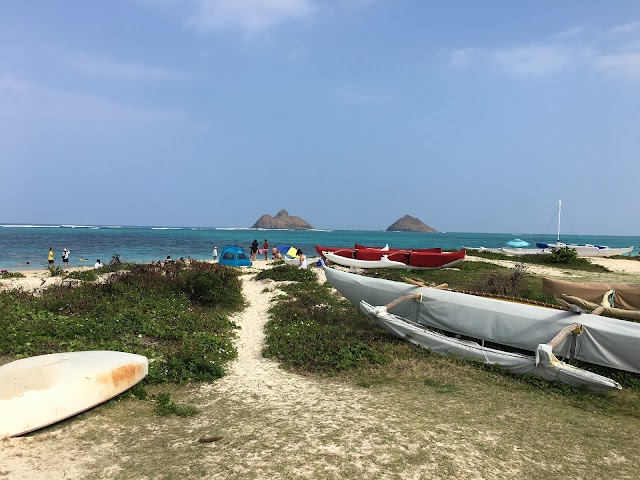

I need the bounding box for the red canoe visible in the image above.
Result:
[316,245,465,269]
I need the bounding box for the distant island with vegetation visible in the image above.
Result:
[252,210,314,230]
[386,214,436,232]
[251,211,435,232]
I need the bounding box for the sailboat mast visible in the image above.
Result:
[557,200,561,243]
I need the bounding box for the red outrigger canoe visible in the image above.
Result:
[315,244,465,269]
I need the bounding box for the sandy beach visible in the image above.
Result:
[1,257,640,478]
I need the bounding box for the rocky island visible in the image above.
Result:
[252,209,314,230]
[386,214,436,232]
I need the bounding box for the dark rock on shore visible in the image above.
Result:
[252,210,314,230]
[386,215,436,232]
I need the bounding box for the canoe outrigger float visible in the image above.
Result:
[324,267,640,390]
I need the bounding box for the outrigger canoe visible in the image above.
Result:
[318,245,465,270]
[360,301,620,391]
[324,267,640,376]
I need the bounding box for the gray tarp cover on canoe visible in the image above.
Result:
[543,277,640,310]
[360,302,621,391]
[324,267,640,374]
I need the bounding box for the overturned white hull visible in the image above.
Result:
[1,351,148,438]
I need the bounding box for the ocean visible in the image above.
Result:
[1,224,638,270]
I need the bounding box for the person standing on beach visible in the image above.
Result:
[263,239,269,260]
[212,246,218,261]
[250,239,259,261]
[62,248,70,269]
[297,249,307,269]
[48,247,54,267]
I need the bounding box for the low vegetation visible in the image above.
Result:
[467,248,609,272]
[0,271,25,278]
[262,262,640,418]
[0,261,243,384]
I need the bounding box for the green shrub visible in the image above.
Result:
[263,281,388,373]
[255,265,317,282]
[47,265,65,277]
[0,262,241,385]
[154,392,198,417]
[179,264,243,308]
[0,271,25,278]
[66,270,98,281]
[547,246,579,264]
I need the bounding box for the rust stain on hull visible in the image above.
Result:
[97,362,146,389]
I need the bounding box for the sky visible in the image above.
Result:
[1,0,639,235]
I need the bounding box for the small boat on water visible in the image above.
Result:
[316,244,465,270]
[323,267,640,376]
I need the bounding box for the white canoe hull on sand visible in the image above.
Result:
[360,301,621,391]
[0,350,148,438]
[324,251,409,269]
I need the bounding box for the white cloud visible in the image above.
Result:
[184,0,316,33]
[446,20,640,80]
[595,52,640,78]
[447,48,479,68]
[447,45,583,76]
[551,25,585,39]
[489,45,579,76]
[610,21,640,34]
[67,55,181,80]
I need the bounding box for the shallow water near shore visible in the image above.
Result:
[1,224,638,270]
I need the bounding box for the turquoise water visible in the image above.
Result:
[1,224,638,270]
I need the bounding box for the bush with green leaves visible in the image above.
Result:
[255,265,317,282]
[66,270,98,281]
[179,262,243,308]
[0,261,242,384]
[263,280,387,373]
[546,246,580,264]
[47,265,65,277]
[0,271,25,279]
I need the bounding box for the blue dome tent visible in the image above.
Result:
[218,245,252,267]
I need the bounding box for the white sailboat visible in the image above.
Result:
[536,201,633,258]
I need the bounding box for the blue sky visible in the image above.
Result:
[2,1,639,234]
